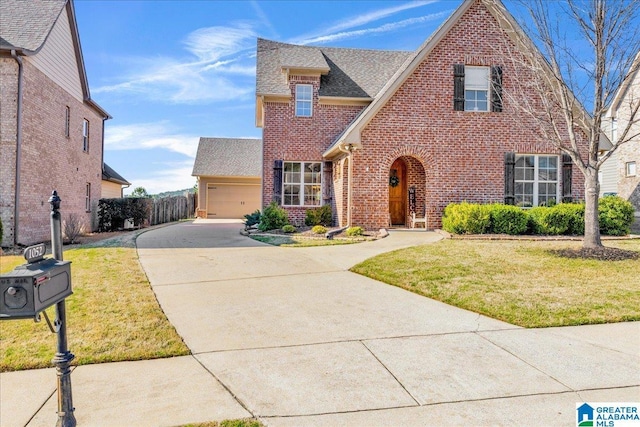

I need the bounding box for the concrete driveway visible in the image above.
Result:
[134,220,639,425]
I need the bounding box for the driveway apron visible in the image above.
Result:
[136,220,640,425]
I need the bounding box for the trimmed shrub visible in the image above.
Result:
[311,225,327,234]
[282,224,296,233]
[489,204,529,235]
[442,202,491,234]
[305,205,332,227]
[258,202,289,231]
[599,195,634,236]
[244,210,261,228]
[98,197,150,232]
[554,203,585,235]
[527,206,571,235]
[346,226,364,236]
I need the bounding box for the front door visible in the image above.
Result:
[389,158,407,225]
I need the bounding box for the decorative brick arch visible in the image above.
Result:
[383,145,433,228]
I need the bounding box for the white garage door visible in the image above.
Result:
[207,183,261,218]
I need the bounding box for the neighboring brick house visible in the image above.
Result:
[256,0,592,230]
[102,163,131,199]
[192,138,262,219]
[600,52,640,228]
[0,0,110,246]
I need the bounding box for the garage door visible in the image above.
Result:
[207,183,261,218]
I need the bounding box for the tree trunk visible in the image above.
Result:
[583,172,602,248]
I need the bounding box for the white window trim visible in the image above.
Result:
[515,154,560,208]
[85,183,91,212]
[464,66,490,112]
[626,161,637,177]
[282,161,322,207]
[295,84,313,117]
[82,119,89,152]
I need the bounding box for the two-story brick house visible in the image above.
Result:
[256,0,590,230]
[0,0,110,246]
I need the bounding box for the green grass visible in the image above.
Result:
[351,239,640,328]
[1,247,190,372]
[250,235,360,247]
[179,419,263,427]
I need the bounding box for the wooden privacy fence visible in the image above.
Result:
[149,193,197,226]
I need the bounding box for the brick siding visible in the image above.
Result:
[0,59,103,246]
[261,1,589,230]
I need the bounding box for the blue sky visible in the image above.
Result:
[72,0,582,195]
[74,0,469,194]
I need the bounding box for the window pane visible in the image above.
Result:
[627,161,637,176]
[304,184,321,206]
[465,66,489,90]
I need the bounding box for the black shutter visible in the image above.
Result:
[453,64,465,111]
[491,65,503,112]
[273,160,283,204]
[504,152,515,205]
[562,154,573,203]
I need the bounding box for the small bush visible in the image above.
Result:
[282,224,296,233]
[442,202,491,234]
[554,203,585,235]
[63,213,85,244]
[527,206,571,235]
[489,204,529,235]
[244,210,261,228]
[258,202,289,231]
[346,226,364,236]
[599,195,634,236]
[305,205,332,227]
[312,225,327,234]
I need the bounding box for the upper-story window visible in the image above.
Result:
[464,66,489,112]
[626,161,637,177]
[295,84,312,117]
[82,119,89,152]
[65,106,70,138]
[454,64,502,112]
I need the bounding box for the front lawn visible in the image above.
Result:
[351,239,640,328]
[1,247,189,371]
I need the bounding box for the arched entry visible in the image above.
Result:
[389,158,407,225]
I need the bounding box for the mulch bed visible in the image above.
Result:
[550,246,639,261]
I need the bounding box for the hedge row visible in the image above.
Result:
[98,198,151,232]
[442,196,634,236]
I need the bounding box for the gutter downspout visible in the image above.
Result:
[10,50,23,247]
[338,143,356,227]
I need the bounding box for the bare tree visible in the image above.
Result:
[498,0,639,248]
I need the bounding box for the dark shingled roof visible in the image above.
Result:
[0,0,66,52]
[192,138,262,177]
[256,38,411,99]
[102,163,131,186]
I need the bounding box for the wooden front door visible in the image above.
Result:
[389,158,407,225]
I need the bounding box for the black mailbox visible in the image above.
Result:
[0,258,72,319]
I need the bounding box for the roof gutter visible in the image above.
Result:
[10,49,23,247]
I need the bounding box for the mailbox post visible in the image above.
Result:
[0,190,76,425]
[49,191,76,427]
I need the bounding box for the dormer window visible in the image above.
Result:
[464,66,489,112]
[295,84,312,117]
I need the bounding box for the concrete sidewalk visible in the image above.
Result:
[2,221,639,426]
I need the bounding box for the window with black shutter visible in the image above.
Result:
[453,64,465,111]
[562,154,573,203]
[491,66,503,112]
[504,152,515,205]
[273,160,283,204]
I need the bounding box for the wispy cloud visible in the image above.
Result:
[125,161,197,195]
[105,122,199,158]
[293,0,440,45]
[94,23,256,104]
[300,11,451,45]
